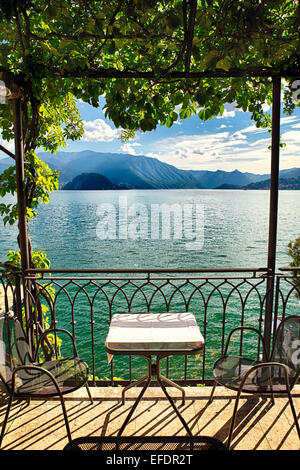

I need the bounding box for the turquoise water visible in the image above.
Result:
[0,190,300,380]
[1,189,300,269]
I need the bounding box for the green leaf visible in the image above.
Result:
[216,58,231,71]
[108,41,116,55]
[140,117,156,131]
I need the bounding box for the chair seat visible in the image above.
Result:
[12,357,89,397]
[212,355,295,393]
[64,435,227,451]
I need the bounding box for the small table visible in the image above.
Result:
[105,312,204,436]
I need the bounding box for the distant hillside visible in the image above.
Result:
[242,176,300,190]
[279,168,300,179]
[215,183,242,189]
[62,173,125,190]
[0,159,10,175]
[1,150,300,190]
[187,168,269,188]
[38,151,204,189]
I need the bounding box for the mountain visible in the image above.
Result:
[0,158,11,175]
[277,168,300,179]
[1,150,300,190]
[215,183,242,189]
[187,168,269,188]
[62,173,126,190]
[35,150,273,189]
[242,177,300,190]
[38,151,204,189]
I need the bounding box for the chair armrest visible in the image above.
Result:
[224,326,267,358]
[33,328,78,362]
[237,361,292,394]
[10,364,64,396]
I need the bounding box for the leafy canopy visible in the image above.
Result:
[0,0,299,138]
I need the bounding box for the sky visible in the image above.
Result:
[71,91,300,175]
[1,88,300,175]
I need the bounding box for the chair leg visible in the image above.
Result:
[228,390,276,450]
[58,393,72,443]
[86,383,93,405]
[0,391,14,448]
[227,390,242,450]
[287,390,300,440]
[208,380,217,404]
[0,392,73,446]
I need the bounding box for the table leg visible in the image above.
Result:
[121,375,150,405]
[156,372,192,437]
[117,354,193,437]
[156,359,186,406]
[117,356,152,436]
[158,375,185,405]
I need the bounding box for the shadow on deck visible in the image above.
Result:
[1,385,300,451]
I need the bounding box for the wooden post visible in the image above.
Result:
[264,76,281,358]
[13,98,31,327]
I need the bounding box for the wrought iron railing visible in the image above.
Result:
[273,268,300,333]
[0,268,22,319]
[1,267,299,386]
[27,268,270,385]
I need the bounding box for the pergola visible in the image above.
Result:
[0,0,299,358]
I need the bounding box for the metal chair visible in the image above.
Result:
[0,315,93,447]
[63,435,227,451]
[209,315,300,449]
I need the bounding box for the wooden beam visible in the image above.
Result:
[0,144,15,160]
[185,0,198,75]
[1,64,300,83]
[56,66,300,80]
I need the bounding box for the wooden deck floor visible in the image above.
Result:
[1,384,300,452]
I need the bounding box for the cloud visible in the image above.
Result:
[262,102,271,112]
[120,142,141,155]
[0,136,14,154]
[216,109,236,119]
[82,119,121,142]
[215,99,272,121]
[237,116,300,138]
[249,137,271,147]
[281,129,300,161]
[148,131,251,168]
[280,116,299,125]
[232,131,247,140]
[216,103,238,119]
[238,124,267,134]
[282,130,300,141]
[144,105,300,173]
[145,123,277,173]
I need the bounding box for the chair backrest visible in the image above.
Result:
[271,315,300,385]
[0,316,32,388]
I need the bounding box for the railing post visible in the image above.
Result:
[13,273,23,323]
[264,76,281,358]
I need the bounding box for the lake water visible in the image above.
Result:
[0,190,299,380]
[1,189,300,269]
